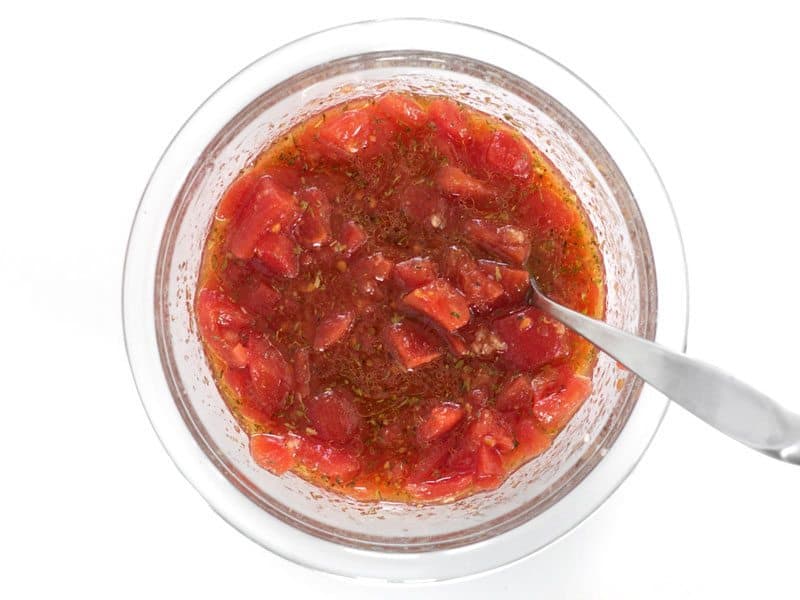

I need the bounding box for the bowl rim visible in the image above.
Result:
[123,17,688,582]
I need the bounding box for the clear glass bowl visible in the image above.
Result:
[123,19,687,582]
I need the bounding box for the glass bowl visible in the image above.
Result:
[123,19,687,582]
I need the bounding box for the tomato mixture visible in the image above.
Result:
[196,93,604,503]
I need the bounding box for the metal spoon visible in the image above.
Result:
[528,277,800,465]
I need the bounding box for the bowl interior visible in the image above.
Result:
[155,51,655,552]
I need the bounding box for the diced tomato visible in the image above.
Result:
[516,184,576,233]
[262,164,304,191]
[493,308,569,372]
[428,98,469,144]
[313,311,355,351]
[407,440,452,483]
[401,279,470,332]
[238,281,280,316]
[339,220,367,256]
[495,374,533,412]
[442,246,504,312]
[351,253,394,282]
[484,129,531,179]
[384,321,443,370]
[393,256,439,290]
[293,347,311,398]
[406,473,474,500]
[196,288,252,368]
[377,421,405,448]
[317,109,373,158]
[464,219,531,265]
[222,366,251,397]
[215,169,258,222]
[246,335,293,415]
[418,402,465,443]
[253,232,299,278]
[250,433,295,475]
[435,165,492,201]
[294,187,332,248]
[239,398,275,427]
[533,374,592,433]
[475,444,504,482]
[530,364,571,401]
[467,408,515,453]
[477,260,530,305]
[398,184,449,230]
[296,439,361,482]
[376,93,426,128]
[306,388,363,445]
[228,176,300,259]
[439,329,469,356]
[513,417,552,456]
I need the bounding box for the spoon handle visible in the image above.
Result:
[531,290,800,465]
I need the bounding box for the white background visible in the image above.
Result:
[2,1,799,598]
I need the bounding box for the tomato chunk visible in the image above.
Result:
[307,388,363,445]
[484,129,531,179]
[493,308,569,372]
[294,188,332,248]
[477,260,530,305]
[401,279,470,332]
[393,256,439,290]
[513,417,552,456]
[467,408,515,453]
[376,93,426,128]
[407,440,453,483]
[246,335,293,415]
[215,169,258,222]
[465,219,531,265]
[339,220,367,256]
[238,280,280,316]
[398,184,449,230]
[351,253,394,282]
[428,98,469,144]
[317,109,372,158]
[313,311,355,352]
[296,439,361,482]
[533,374,592,432]
[475,445,504,482]
[384,321,442,370]
[250,433,295,475]
[436,165,492,200]
[293,347,311,399]
[495,374,533,412]
[228,176,300,259]
[418,402,465,443]
[196,288,252,368]
[253,232,299,278]
[442,246,504,312]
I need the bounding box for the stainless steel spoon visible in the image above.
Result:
[528,277,800,465]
